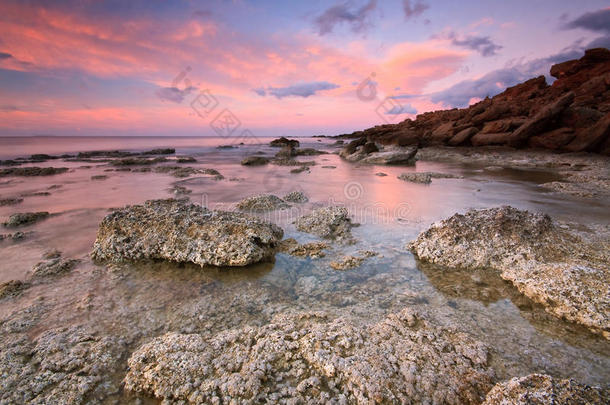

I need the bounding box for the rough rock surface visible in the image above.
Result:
[91,199,284,267]
[3,212,50,227]
[124,308,495,404]
[482,374,609,404]
[0,325,125,404]
[337,48,610,154]
[283,191,309,203]
[236,194,290,212]
[295,207,355,241]
[408,206,610,337]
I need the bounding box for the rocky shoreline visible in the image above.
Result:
[337,48,610,155]
[0,131,609,402]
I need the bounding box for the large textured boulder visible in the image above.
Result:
[124,309,495,404]
[294,206,354,241]
[91,199,284,267]
[408,206,609,338]
[482,374,609,404]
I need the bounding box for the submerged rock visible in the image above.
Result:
[398,172,432,184]
[91,199,284,267]
[408,206,610,337]
[278,238,328,258]
[3,212,50,227]
[236,194,290,212]
[482,374,609,404]
[124,308,494,404]
[0,280,29,299]
[398,171,461,184]
[0,167,69,177]
[295,206,355,241]
[283,190,309,203]
[32,256,79,278]
[0,197,23,206]
[241,156,270,166]
[330,255,364,270]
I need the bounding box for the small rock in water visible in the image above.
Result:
[0,197,23,206]
[375,172,388,177]
[91,199,283,267]
[3,212,50,227]
[398,172,432,184]
[236,194,289,212]
[283,191,308,203]
[241,156,269,166]
[91,175,108,180]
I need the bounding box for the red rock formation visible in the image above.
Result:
[340,48,610,155]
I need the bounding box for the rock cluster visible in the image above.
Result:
[91,199,284,267]
[482,374,609,404]
[339,137,418,164]
[124,308,495,404]
[269,137,300,148]
[295,207,355,241]
[408,206,609,337]
[339,48,610,154]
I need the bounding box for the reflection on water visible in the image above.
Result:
[0,136,609,401]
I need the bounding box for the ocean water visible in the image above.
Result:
[0,135,608,402]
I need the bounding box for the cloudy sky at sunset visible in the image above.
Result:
[1,0,609,137]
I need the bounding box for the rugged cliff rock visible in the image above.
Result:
[339,48,610,155]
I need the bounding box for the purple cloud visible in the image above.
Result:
[314,0,377,35]
[563,8,610,33]
[155,86,196,103]
[0,52,12,59]
[562,8,610,51]
[252,87,266,96]
[265,82,340,99]
[446,32,503,57]
[402,0,429,20]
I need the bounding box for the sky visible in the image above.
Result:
[0,0,609,137]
